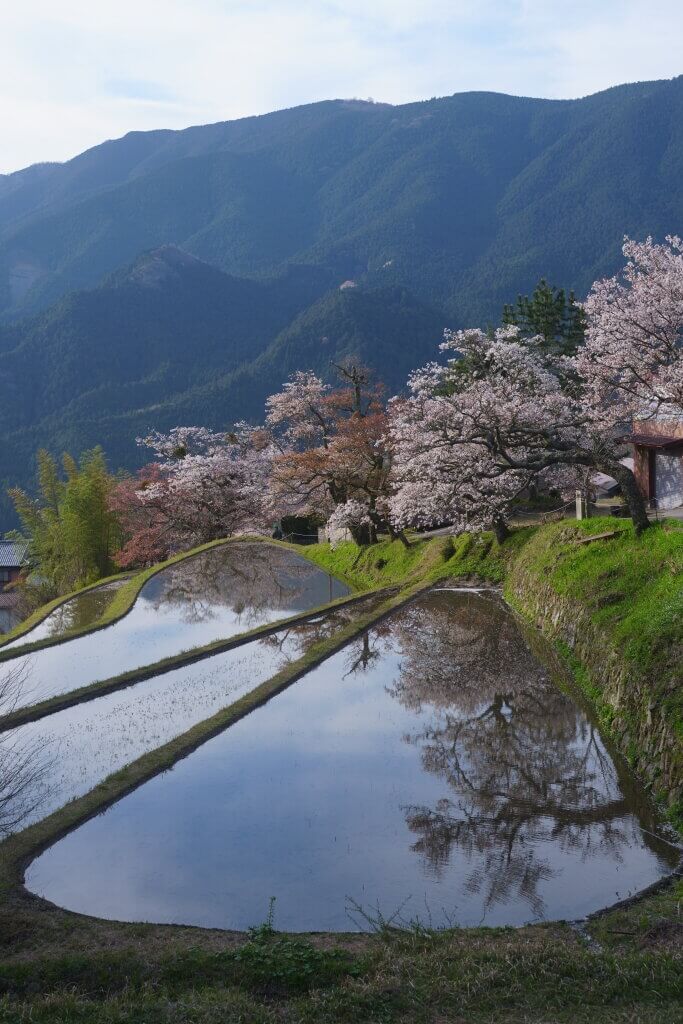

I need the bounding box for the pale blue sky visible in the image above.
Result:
[1,0,681,173]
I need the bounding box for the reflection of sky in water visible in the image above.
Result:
[7,602,372,833]
[26,592,677,932]
[2,545,348,707]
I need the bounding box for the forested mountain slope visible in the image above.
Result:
[0,75,682,524]
[1,77,682,323]
[0,249,444,522]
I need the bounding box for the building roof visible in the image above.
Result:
[622,433,683,449]
[0,541,28,568]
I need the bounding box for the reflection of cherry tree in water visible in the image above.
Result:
[145,546,328,628]
[42,580,126,638]
[258,594,389,661]
[386,592,664,918]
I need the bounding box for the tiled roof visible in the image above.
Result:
[0,541,28,568]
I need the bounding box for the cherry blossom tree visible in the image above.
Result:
[389,327,580,540]
[112,425,273,565]
[109,464,171,568]
[391,236,683,537]
[577,234,683,420]
[265,364,405,545]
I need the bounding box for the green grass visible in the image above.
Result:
[300,527,535,591]
[0,909,680,1023]
[510,518,683,681]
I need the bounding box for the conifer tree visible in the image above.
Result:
[503,278,586,355]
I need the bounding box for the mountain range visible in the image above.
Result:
[1,75,682,524]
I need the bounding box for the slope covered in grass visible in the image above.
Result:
[301,528,535,590]
[510,518,683,686]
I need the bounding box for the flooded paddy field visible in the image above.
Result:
[1,544,348,707]
[3,599,376,833]
[1,579,127,649]
[25,590,677,932]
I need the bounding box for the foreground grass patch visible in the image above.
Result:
[0,908,680,1023]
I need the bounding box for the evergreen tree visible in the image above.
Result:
[503,279,586,355]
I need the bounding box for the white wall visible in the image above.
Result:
[656,451,683,510]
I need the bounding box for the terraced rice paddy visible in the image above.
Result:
[1,543,348,708]
[21,586,677,931]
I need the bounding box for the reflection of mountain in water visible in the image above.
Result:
[141,544,346,628]
[382,592,675,918]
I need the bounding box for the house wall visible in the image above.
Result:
[656,451,683,509]
[632,419,683,508]
[633,445,651,499]
[633,418,683,440]
[0,567,21,590]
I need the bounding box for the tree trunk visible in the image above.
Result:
[387,523,411,548]
[493,517,510,544]
[606,462,651,534]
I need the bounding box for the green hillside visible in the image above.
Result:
[0,259,445,525]
[2,78,682,322]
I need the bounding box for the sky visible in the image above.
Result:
[2,0,682,174]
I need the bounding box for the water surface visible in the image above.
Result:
[26,591,677,930]
[5,598,377,835]
[2,544,348,707]
[2,580,127,649]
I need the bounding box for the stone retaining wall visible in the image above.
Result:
[508,566,682,820]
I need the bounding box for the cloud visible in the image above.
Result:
[1,0,681,173]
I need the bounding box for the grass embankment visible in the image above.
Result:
[301,527,534,590]
[506,517,683,826]
[0,884,681,1023]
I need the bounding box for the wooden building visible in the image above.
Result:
[627,418,683,511]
